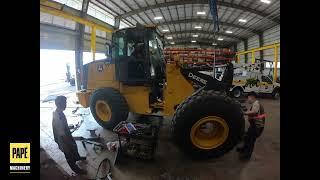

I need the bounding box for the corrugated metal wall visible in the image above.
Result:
[237,41,245,63]
[235,25,280,77]
[263,25,280,62]
[247,35,260,62]
[248,35,260,49]
[263,25,280,45]
[236,25,280,63]
[40,12,111,53]
[262,25,280,77]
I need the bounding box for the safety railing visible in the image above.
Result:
[236,43,280,82]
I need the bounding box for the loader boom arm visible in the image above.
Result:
[180,62,234,92]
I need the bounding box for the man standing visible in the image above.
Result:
[66,63,71,82]
[237,92,265,160]
[52,96,86,174]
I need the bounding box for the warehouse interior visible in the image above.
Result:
[40,0,280,179]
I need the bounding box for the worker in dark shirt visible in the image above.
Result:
[52,96,86,174]
[237,92,265,160]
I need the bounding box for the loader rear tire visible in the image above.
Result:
[90,88,129,130]
[172,90,245,159]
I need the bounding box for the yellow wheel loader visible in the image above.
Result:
[76,25,244,159]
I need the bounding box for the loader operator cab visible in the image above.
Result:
[112,26,166,103]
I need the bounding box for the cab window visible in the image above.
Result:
[112,33,126,57]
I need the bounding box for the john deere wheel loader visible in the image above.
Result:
[76,25,244,159]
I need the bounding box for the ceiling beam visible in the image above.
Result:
[116,0,279,24]
[163,30,244,41]
[156,18,261,34]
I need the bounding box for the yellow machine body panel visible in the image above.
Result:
[77,61,152,114]
[163,63,194,116]
[119,85,152,114]
[77,61,196,116]
[76,90,91,108]
[87,63,119,89]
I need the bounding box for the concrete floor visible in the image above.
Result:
[40,82,280,180]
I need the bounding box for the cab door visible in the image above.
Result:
[260,75,274,93]
[113,29,150,85]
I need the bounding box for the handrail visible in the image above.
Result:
[236,43,279,56]
[236,43,280,83]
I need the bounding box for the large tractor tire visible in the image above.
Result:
[90,88,129,129]
[232,87,243,98]
[172,90,245,159]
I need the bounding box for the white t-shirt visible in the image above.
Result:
[249,100,265,128]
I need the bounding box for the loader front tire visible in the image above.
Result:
[172,90,245,159]
[272,88,280,100]
[90,88,129,129]
[232,87,243,98]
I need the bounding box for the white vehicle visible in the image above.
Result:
[230,62,280,99]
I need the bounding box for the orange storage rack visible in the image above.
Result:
[164,47,236,65]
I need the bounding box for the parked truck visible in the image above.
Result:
[229,62,280,99]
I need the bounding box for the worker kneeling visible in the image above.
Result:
[237,92,266,160]
[52,96,87,174]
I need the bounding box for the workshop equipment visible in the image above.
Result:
[69,119,84,133]
[73,135,115,180]
[113,120,160,160]
[95,158,112,180]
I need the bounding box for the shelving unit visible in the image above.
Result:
[164,47,236,65]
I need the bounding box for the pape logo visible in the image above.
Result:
[9,143,31,174]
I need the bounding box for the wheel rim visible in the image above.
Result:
[95,100,112,122]
[190,116,229,150]
[234,89,241,98]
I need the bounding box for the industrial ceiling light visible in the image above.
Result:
[192,34,199,37]
[194,26,202,29]
[238,19,247,23]
[191,40,196,43]
[217,38,224,41]
[162,29,169,32]
[225,30,233,34]
[167,36,173,39]
[170,42,175,45]
[154,16,163,20]
[260,0,271,4]
[212,43,217,46]
[197,11,206,15]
